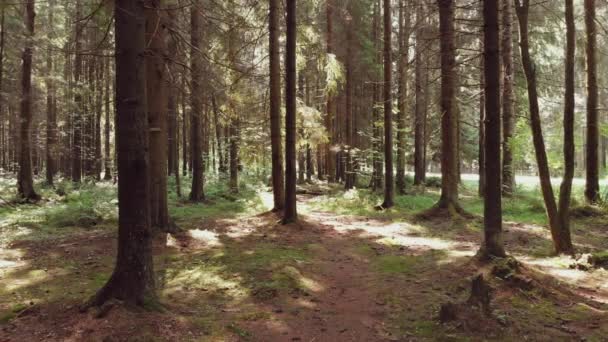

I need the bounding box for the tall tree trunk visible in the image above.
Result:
[283,0,297,223]
[182,79,188,177]
[325,0,335,182]
[104,56,112,180]
[371,0,383,191]
[345,15,354,190]
[0,8,4,171]
[556,0,576,254]
[89,0,154,306]
[167,9,179,179]
[45,0,56,185]
[480,0,505,259]
[17,0,39,201]
[189,2,205,201]
[269,0,284,209]
[72,0,83,182]
[478,54,486,197]
[584,0,599,204]
[514,0,573,254]
[434,0,461,213]
[413,4,426,186]
[381,0,394,209]
[501,0,515,195]
[146,0,170,229]
[396,0,410,194]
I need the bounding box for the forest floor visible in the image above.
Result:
[1,177,608,341]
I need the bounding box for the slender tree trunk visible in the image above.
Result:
[0,8,4,171]
[480,0,506,259]
[45,0,56,186]
[501,0,515,196]
[325,0,335,182]
[396,0,409,194]
[371,0,383,191]
[89,0,154,307]
[381,0,394,208]
[269,0,284,209]
[72,0,83,182]
[283,0,297,223]
[189,2,205,201]
[414,4,426,186]
[556,0,576,253]
[103,56,112,180]
[515,0,573,254]
[584,0,599,204]
[182,79,188,176]
[434,0,461,213]
[478,54,486,197]
[17,0,39,201]
[146,0,170,229]
[345,15,354,190]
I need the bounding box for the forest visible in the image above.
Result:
[0,0,608,340]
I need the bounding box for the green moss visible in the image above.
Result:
[0,303,28,324]
[374,255,417,274]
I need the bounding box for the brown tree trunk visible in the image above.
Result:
[182,79,188,176]
[381,0,394,209]
[435,0,461,213]
[584,0,599,204]
[414,4,426,186]
[269,0,284,209]
[72,0,83,182]
[45,0,56,186]
[515,0,573,254]
[556,0,576,253]
[103,56,112,180]
[146,0,170,229]
[17,0,39,201]
[501,0,515,196]
[345,15,354,190]
[189,2,205,201]
[88,0,154,307]
[478,54,486,197]
[0,8,4,171]
[283,0,297,223]
[480,0,506,259]
[371,0,383,191]
[396,0,410,194]
[325,0,335,182]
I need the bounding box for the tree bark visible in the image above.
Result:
[345,14,354,190]
[478,54,486,197]
[325,0,335,182]
[88,0,155,307]
[514,0,573,254]
[435,0,461,212]
[584,0,599,204]
[146,0,170,229]
[189,2,205,201]
[396,0,410,194]
[72,0,83,182]
[556,0,576,254]
[269,0,285,210]
[45,0,57,186]
[103,56,112,180]
[381,0,394,209]
[17,0,39,201]
[480,0,506,259]
[283,0,297,223]
[501,0,515,196]
[371,0,383,191]
[414,3,426,186]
